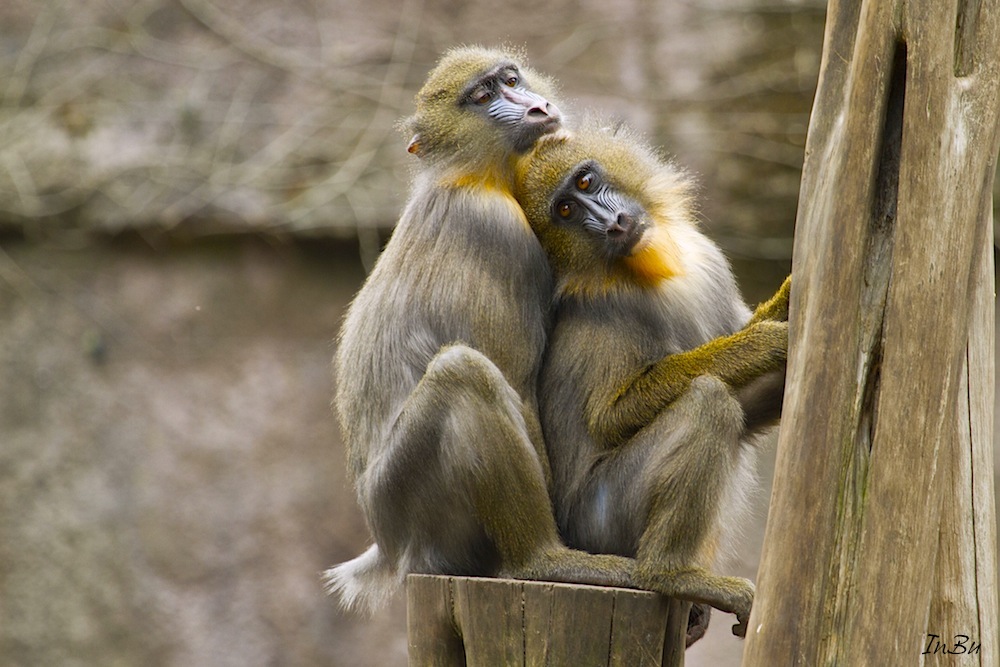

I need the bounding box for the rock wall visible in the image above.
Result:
[0,237,406,666]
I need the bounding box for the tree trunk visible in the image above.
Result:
[743,0,1000,664]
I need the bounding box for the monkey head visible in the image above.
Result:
[403,46,563,169]
[515,123,698,296]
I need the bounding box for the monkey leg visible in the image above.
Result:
[562,375,753,635]
[364,343,635,588]
[734,367,786,434]
[633,375,755,638]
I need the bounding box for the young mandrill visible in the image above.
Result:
[514,124,790,638]
[325,48,639,613]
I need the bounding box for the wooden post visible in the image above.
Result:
[406,575,689,666]
[743,0,1000,665]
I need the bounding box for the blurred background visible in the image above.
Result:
[0,1,995,665]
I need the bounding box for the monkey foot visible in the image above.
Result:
[686,603,711,647]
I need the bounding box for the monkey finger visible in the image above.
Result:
[732,615,749,639]
[749,274,792,324]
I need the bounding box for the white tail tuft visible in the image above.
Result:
[323,544,400,614]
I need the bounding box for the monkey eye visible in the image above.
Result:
[576,172,593,191]
[504,74,519,87]
[556,201,576,219]
[471,88,493,105]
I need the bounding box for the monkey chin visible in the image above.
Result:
[535,128,573,149]
[513,116,564,154]
[614,222,646,257]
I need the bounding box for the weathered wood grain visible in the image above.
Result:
[743,0,1000,664]
[407,574,466,666]
[406,575,686,666]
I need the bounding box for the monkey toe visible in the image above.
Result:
[732,615,749,639]
[727,579,753,639]
[685,603,711,647]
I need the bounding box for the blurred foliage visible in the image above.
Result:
[0,0,995,252]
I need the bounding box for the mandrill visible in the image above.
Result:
[325,48,642,614]
[514,121,790,639]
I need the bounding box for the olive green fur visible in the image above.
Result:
[748,274,792,325]
[593,320,788,447]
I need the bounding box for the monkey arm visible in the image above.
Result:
[587,320,787,446]
[746,274,791,325]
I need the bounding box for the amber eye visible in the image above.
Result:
[557,201,575,219]
[505,75,519,87]
[576,173,593,191]
[473,88,492,105]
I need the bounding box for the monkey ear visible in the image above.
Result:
[407,134,423,157]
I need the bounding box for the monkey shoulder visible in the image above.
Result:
[448,187,539,258]
[395,179,545,268]
[652,245,753,340]
[339,180,551,412]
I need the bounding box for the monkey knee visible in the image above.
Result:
[685,375,745,433]
[687,374,730,399]
[426,343,483,375]
[425,344,518,405]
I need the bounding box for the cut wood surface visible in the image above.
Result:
[406,574,689,667]
[743,0,1000,664]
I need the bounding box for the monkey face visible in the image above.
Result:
[461,62,562,153]
[405,47,563,162]
[549,161,649,259]
[515,123,696,293]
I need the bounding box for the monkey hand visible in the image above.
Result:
[748,274,792,325]
[732,602,751,639]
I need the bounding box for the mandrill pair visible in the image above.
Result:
[326,46,789,643]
